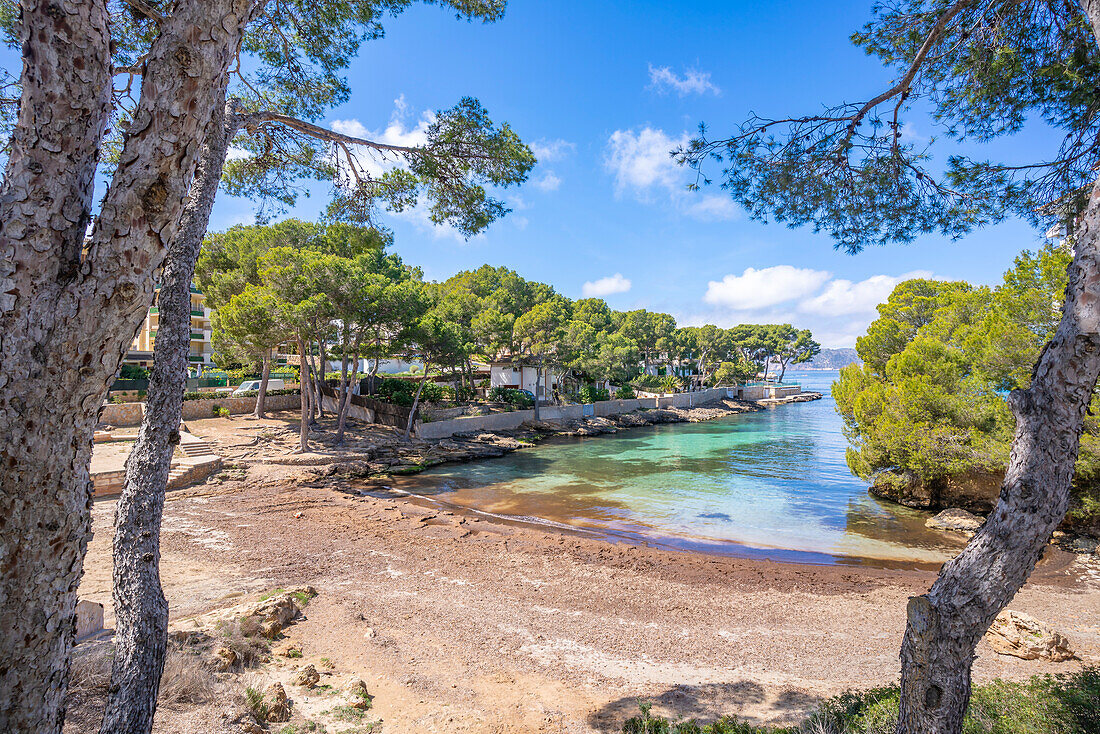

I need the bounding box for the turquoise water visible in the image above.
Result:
[373,371,963,565]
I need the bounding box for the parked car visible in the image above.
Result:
[233,378,285,396]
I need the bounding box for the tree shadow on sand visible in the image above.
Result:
[588,681,822,732]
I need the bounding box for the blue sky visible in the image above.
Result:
[209,1,1060,346]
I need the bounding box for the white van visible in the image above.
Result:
[233,378,285,396]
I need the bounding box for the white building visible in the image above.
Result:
[489,361,557,398]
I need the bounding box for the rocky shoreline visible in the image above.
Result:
[305,393,822,484]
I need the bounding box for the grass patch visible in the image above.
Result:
[214,618,270,668]
[622,668,1100,733]
[259,587,314,607]
[325,705,368,722]
[245,686,268,722]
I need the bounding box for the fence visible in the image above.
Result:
[318,382,416,429]
[109,376,228,393]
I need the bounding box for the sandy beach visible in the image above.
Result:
[75,443,1100,733]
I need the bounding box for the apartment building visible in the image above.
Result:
[123,285,215,374]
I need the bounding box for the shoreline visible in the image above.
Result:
[77,468,1100,733]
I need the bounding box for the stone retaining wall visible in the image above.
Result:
[416,387,738,440]
[99,393,301,426]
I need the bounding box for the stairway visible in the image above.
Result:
[168,429,221,489]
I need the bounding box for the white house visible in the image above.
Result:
[489,360,557,398]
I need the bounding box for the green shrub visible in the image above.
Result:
[631,375,663,392]
[615,385,636,399]
[621,668,1100,734]
[119,364,149,380]
[579,385,610,403]
[488,387,533,408]
[213,405,231,418]
[182,388,299,401]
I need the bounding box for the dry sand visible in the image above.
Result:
[77,447,1100,733]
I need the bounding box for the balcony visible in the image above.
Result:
[190,309,203,317]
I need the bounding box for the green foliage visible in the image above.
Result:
[213,406,232,418]
[183,389,298,401]
[119,364,149,380]
[712,360,753,386]
[244,687,268,722]
[373,377,444,406]
[658,375,683,393]
[614,384,635,399]
[621,668,1100,734]
[679,3,1100,250]
[836,242,1100,519]
[578,385,610,403]
[487,387,533,408]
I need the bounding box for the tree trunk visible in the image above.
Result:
[533,359,542,421]
[98,95,238,734]
[403,364,431,441]
[1,0,260,728]
[296,335,311,452]
[255,350,271,419]
[896,181,1100,733]
[335,347,355,443]
[0,3,112,731]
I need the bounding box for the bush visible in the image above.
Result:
[621,668,1100,734]
[615,385,635,399]
[579,385,610,403]
[213,405,231,418]
[119,364,149,380]
[182,388,298,401]
[488,386,533,408]
[631,374,663,392]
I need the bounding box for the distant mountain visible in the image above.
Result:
[802,348,861,370]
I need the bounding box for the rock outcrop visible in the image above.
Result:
[265,682,292,722]
[293,664,320,688]
[870,470,1004,512]
[925,508,984,536]
[985,610,1074,662]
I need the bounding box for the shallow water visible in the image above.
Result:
[371,371,963,566]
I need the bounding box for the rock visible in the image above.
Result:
[925,508,984,536]
[281,642,303,658]
[211,646,237,672]
[265,682,291,722]
[347,678,373,709]
[363,627,376,639]
[240,722,264,734]
[260,619,283,639]
[985,610,1075,662]
[168,629,209,646]
[292,664,320,688]
[1071,536,1099,554]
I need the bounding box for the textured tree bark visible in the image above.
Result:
[404,364,431,441]
[255,350,272,419]
[99,97,238,734]
[335,351,358,443]
[296,334,311,452]
[896,180,1100,733]
[1,0,261,728]
[0,2,112,731]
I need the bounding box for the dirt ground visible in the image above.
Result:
[76,412,1100,733]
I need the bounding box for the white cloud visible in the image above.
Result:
[530,138,575,162]
[582,273,632,298]
[606,127,687,195]
[705,266,832,310]
[648,64,721,96]
[532,171,561,192]
[605,127,739,221]
[329,95,433,179]
[799,270,934,316]
[685,194,738,222]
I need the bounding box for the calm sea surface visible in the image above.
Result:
[369,370,963,566]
